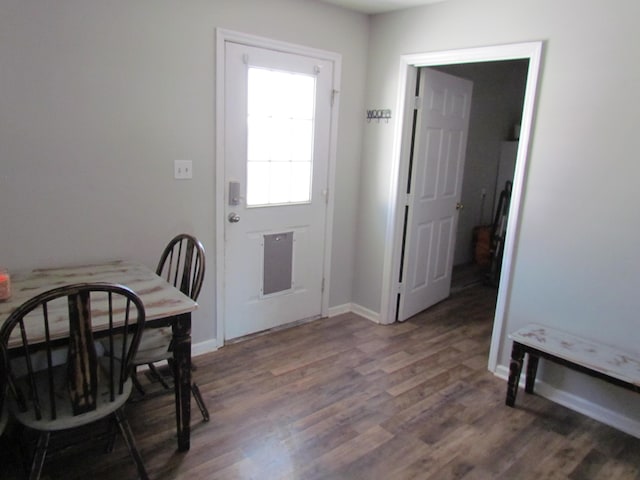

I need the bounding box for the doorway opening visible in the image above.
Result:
[381,42,543,373]
[430,59,529,293]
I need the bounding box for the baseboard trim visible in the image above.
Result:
[328,303,352,317]
[192,339,219,357]
[350,303,381,324]
[328,303,381,323]
[494,364,640,439]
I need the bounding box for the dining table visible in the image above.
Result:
[0,260,198,452]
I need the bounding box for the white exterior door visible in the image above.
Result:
[398,68,473,321]
[223,41,335,340]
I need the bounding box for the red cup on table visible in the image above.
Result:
[0,269,11,301]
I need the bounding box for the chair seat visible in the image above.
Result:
[9,357,132,432]
[133,327,173,365]
[102,327,172,366]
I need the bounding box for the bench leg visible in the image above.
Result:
[525,354,539,394]
[506,342,525,407]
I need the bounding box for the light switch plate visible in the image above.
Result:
[174,160,192,179]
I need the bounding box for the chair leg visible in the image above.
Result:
[148,363,172,390]
[11,422,32,477]
[191,382,210,422]
[29,431,50,480]
[105,417,118,453]
[114,408,149,480]
[132,370,146,396]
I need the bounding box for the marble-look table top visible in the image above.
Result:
[0,260,197,348]
[510,323,640,387]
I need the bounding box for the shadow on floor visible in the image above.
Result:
[451,262,491,293]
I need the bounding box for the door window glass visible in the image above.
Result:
[247,67,315,206]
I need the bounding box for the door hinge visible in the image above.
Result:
[414,95,422,110]
[321,278,325,292]
[331,89,339,107]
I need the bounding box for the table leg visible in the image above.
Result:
[525,354,539,394]
[505,341,525,407]
[172,312,192,451]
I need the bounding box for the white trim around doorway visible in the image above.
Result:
[380,42,543,373]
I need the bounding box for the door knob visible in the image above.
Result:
[456,202,464,211]
[228,212,241,223]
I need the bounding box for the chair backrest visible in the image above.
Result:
[0,283,145,422]
[156,234,205,301]
[0,343,7,432]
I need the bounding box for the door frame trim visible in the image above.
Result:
[215,29,342,346]
[380,42,543,372]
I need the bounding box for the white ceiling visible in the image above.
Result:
[318,0,447,14]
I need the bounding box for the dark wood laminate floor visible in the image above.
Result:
[3,284,639,479]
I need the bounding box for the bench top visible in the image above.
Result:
[510,323,640,387]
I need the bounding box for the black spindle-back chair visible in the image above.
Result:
[156,233,205,300]
[0,343,8,436]
[132,233,209,421]
[0,283,149,480]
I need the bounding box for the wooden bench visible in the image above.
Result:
[505,323,640,407]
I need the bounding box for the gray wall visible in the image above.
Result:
[354,0,640,432]
[0,0,369,346]
[3,0,640,436]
